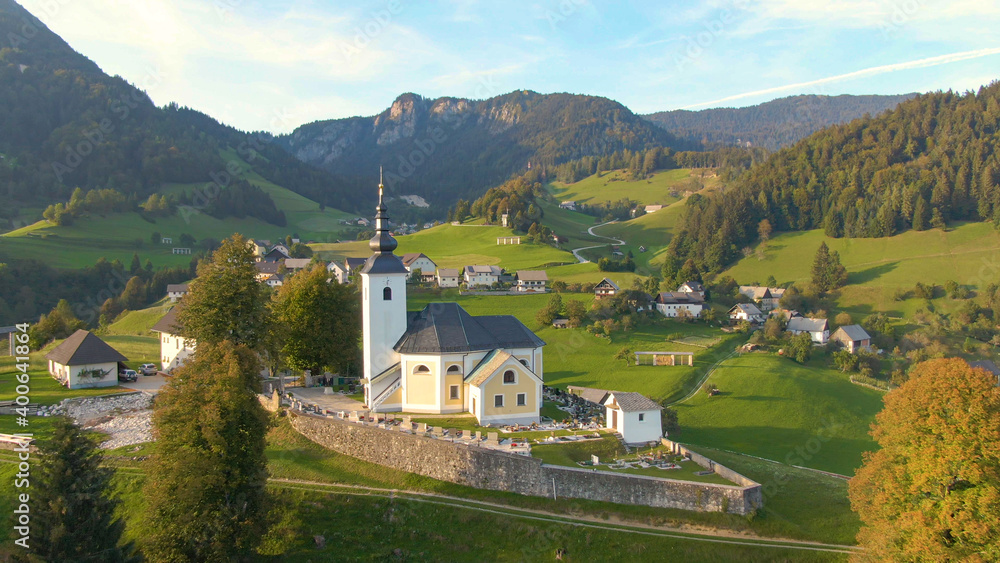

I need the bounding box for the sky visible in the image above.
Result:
[19,0,1000,133]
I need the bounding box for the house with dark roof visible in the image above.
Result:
[327,260,349,284]
[787,317,830,344]
[166,283,189,302]
[45,330,127,389]
[151,305,195,372]
[261,246,290,263]
[515,270,548,293]
[401,253,437,283]
[360,181,546,425]
[677,281,705,300]
[602,391,663,444]
[729,303,764,323]
[830,324,871,353]
[654,291,704,318]
[594,278,620,299]
[738,286,785,311]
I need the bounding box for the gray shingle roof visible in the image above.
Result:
[568,386,611,405]
[787,317,829,333]
[605,391,662,412]
[151,306,185,336]
[657,291,704,304]
[730,303,763,316]
[345,257,367,270]
[517,270,548,281]
[968,359,1000,377]
[401,252,435,268]
[166,283,189,293]
[45,330,128,366]
[437,268,459,277]
[394,303,545,354]
[835,324,870,342]
[595,278,620,291]
[361,253,409,275]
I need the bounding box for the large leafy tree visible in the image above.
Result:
[849,358,1000,561]
[271,265,360,374]
[810,242,848,293]
[145,340,272,562]
[31,418,136,562]
[178,234,269,350]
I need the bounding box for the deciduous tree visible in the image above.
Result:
[849,358,1000,561]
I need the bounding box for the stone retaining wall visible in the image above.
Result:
[289,414,762,515]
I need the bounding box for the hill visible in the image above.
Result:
[0,0,360,223]
[665,82,1000,274]
[644,93,916,150]
[277,90,688,206]
[548,167,716,207]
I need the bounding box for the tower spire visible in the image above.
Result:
[370,169,397,253]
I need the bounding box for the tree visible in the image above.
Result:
[551,280,567,293]
[787,332,813,363]
[614,346,633,367]
[834,312,853,327]
[535,293,563,326]
[849,359,1000,561]
[288,242,313,258]
[271,265,360,375]
[661,406,679,435]
[31,418,136,562]
[145,340,272,562]
[912,196,929,231]
[565,299,588,328]
[811,242,848,293]
[151,231,162,245]
[178,235,269,350]
[757,219,773,243]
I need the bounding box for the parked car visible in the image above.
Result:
[139,363,158,376]
[118,369,138,382]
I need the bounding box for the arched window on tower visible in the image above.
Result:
[383,286,392,301]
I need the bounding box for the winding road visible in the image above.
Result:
[571,221,625,263]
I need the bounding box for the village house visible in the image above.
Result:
[327,260,348,284]
[255,261,280,283]
[738,286,786,311]
[362,185,545,425]
[151,305,195,372]
[830,324,872,353]
[283,258,312,273]
[45,330,127,390]
[464,265,502,288]
[644,204,663,214]
[261,246,290,263]
[345,257,367,280]
[401,253,438,283]
[602,391,663,444]
[250,239,271,260]
[436,268,460,288]
[515,270,549,293]
[166,283,189,302]
[654,291,704,318]
[594,278,620,299]
[729,303,764,323]
[787,317,830,344]
[559,201,576,210]
[677,281,705,300]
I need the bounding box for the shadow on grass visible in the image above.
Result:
[848,262,898,285]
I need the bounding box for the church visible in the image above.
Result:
[360,181,545,425]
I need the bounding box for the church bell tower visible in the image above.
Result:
[360,173,409,406]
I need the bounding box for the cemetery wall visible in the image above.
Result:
[289,414,762,515]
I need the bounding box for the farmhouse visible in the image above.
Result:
[254,261,280,283]
[464,265,502,288]
[327,260,348,284]
[45,330,127,389]
[401,253,437,283]
[602,392,663,444]
[677,281,705,300]
[738,286,784,311]
[151,305,195,372]
[654,292,704,318]
[250,239,271,259]
[515,270,548,293]
[729,303,764,323]
[644,204,663,214]
[283,258,312,273]
[559,201,576,210]
[787,317,830,344]
[594,278,620,299]
[436,268,460,288]
[261,246,290,263]
[166,283,189,302]
[362,184,546,425]
[831,324,871,353]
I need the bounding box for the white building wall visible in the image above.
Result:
[612,409,662,444]
[49,361,119,390]
[362,270,409,406]
[160,332,196,372]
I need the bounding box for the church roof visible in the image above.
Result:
[394,303,545,354]
[465,350,511,386]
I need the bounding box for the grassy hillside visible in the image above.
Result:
[721,222,1000,315]
[102,299,175,336]
[314,224,578,272]
[548,168,714,206]
[582,198,688,275]
[676,353,883,476]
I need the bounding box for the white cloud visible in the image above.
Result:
[682,47,1000,109]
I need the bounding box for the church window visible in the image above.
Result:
[494,394,504,407]
[383,286,392,300]
[638,413,645,422]
[516,393,526,406]
[413,364,430,374]
[449,385,460,400]
[503,370,515,384]
[519,359,529,367]
[447,364,462,374]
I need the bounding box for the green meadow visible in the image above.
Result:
[721,222,1000,315]
[675,353,883,476]
[548,168,712,207]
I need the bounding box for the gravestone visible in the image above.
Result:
[591,454,599,465]
[486,432,499,445]
[415,422,428,433]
